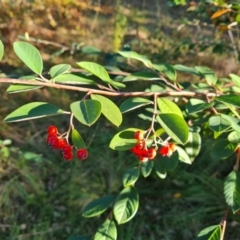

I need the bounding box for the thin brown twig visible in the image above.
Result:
[0,78,222,98]
[220,208,229,240]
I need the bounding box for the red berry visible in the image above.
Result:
[46,134,59,149]
[61,144,73,154]
[134,131,144,141]
[159,146,169,156]
[47,125,58,135]
[63,151,73,161]
[168,143,176,152]
[135,141,145,150]
[77,148,88,160]
[58,138,67,149]
[147,148,157,160]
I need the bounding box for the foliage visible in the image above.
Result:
[1,37,240,240]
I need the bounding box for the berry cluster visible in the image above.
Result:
[130,130,176,161]
[131,131,157,162]
[46,125,88,161]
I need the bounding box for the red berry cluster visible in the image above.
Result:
[131,131,157,162]
[159,143,176,157]
[131,131,176,161]
[46,125,88,161]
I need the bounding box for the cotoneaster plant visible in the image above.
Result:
[1,40,240,240]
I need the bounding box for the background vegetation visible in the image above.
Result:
[1,0,240,239]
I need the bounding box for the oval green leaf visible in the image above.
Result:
[77,61,111,83]
[82,195,116,218]
[176,146,192,164]
[224,171,240,213]
[195,66,217,85]
[123,167,140,187]
[157,97,183,118]
[154,159,167,179]
[196,225,221,240]
[157,113,189,144]
[117,51,152,68]
[123,71,160,82]
[208,115,231,132]
[13,42,43,74]
[120,97,153,113]
[71,128,86,149]
[50,64,71,79]
[6,81,42,93]
[160,151,179,171]
[228,131,240,143]
[215,95,240,108]
[230,73,240,88]
[94,219,117,240]
[54,73,95,85]
[113,186,139,224]
[0,39,4,61]
[185,131,201,162]
[186,99,214,115]
[4,102,65,122]
[91,94,122,127]
[141,160,154,178]
[70,100,102,126]
[109,128,139,151]
[153,63,177,81]
[174,64,202,77]
[210,139,236,160]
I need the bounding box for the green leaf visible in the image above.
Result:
[82,195,116,218]
[157,113,189,144]
[210,139,236,160]
[50,64,71,79]
[109,128,139,151]
[141,160,154,177]
[176,146,192,164]
[6,81,42,93]
[215,95,240,108]
[230,73,240,88]
[0,39,4,61]
[94,219,117,240]
[195,66,217,85]
[157,97,183,118]
[224,171,240,213]
[91,94,122,127]
[4,102,65,122]
[228,131,240,143]
[185,131,201,162]
[13,42,43,74]
[186,99,214,114]
[70,100,102,126]
[123,71,160,82]
[54,73,95,85]
[120,97,153,113]
[153,63,177,81]
[117,51,152,68]
[109,79,126,89]
[208,115,231,132]
[113,186,139,224]
[77,62,111,83]
[81,45,101,54]
[196,225,221,240]
[160,151,179,171]
[123,167,140,187]
[154,159,167,179]
[174,64,202,76]
[220,114,240,133]
[71,129,86,149]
